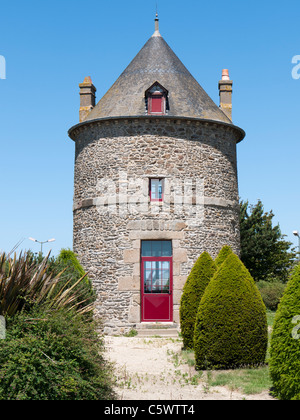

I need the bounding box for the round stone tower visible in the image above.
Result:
[68,16,245,334]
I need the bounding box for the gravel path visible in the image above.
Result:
[104,336,275,401]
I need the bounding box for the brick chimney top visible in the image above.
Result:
[82,76,93,84]
[218,69,233,121]
[79,76,96,122]
[221,69,230,81]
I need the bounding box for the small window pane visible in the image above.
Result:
[150,179,159,200]
[162,277,170,293]
[141,241,152,256]
[158,183,163,200]
[142,240,172,257]
[145,270,152,281]
[152,269,160,292]
[162,241,172,256]
[150,179,164,201]
[151,241,162,257]
[162,261,170,270]
[144,270,152,293]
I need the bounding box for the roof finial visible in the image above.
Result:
[153,7,161,37]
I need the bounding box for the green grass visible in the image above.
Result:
[123,329,138,337]
[207,310,275,395]
[267,310,276,328]
[207,366,272,395]
[177,311,276,396]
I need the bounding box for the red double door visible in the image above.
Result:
[141,241,173,322]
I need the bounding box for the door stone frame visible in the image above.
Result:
[118,227,188,325]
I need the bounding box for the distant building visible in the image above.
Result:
[68,15,245,334]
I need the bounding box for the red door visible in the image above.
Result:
[141,241,173,322]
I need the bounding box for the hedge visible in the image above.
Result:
[194,253,268,370]
[269,264,300,400]
[179,252,216,349]
[0,308,116,400]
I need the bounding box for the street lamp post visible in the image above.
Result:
[293,231,300,261]
[29,237,55,255]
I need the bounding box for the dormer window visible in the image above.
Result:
[145,82,169,115]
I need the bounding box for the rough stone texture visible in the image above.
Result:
[71,117,242,334]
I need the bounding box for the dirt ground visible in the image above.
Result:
[104,335,275,401]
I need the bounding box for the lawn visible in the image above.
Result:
[179,310,276,396]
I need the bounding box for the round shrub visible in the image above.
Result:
[215,245,233,268]
[194,253,268,370]
[269,264,300,400]
[0,308,116,400]
[50,248,96,307]
[180,252,216,349]
[257,280,286,311]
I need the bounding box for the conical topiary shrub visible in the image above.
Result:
[194,253,268,370]
[179,252,216,349]
[215,245,233,268]
[269,264,300,400]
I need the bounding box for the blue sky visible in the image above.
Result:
[0,0,299,256]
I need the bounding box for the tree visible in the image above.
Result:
[240,200,296,283]
[269,264,300,400]
[179,252,216,349]
[194,253,268,370]
[215,245,233,268]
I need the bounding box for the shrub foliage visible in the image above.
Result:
[215,245,233,268]
[0,251,94,317]
[0,250,115,400]
[194,253,268,370]
[179,252,216,349]
[269,264,300,400]
[257,280,286,311]
[0,308,115,400]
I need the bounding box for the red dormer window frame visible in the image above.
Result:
[145,82,169,116]
[148,92,165,115]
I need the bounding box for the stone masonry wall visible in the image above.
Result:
[71,117,242,334]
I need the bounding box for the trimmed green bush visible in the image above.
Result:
[0,308,116,400]
[57,248,86,278]
[215,245,233,268]
[194,253,268,370]
[257,280,286,311]
[179,252,216,349]
[269,264,300,400]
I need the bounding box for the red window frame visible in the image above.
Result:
[141,257,172,294]
[149,178,164,202]
[151,96,163,113]
[148,94,165,115]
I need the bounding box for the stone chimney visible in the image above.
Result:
[79,76,96,122]
[218,69,233,121]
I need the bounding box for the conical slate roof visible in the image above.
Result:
[86,22,231,123]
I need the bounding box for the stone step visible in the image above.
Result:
[135,322,178,329]
[137,328,179,338]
